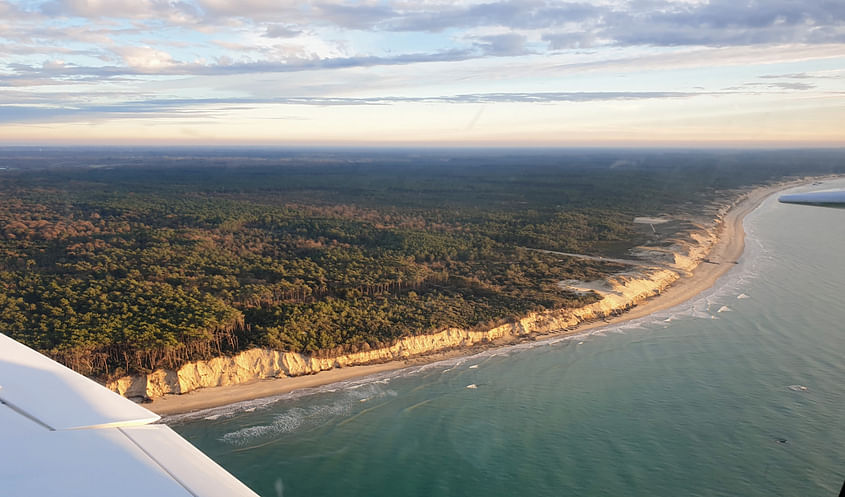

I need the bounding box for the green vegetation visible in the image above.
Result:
[1,148,842,378]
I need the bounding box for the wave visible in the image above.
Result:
[787,384,808,392]
[219,384,402,446]
[167,378,398,424]
[169,210,773,425]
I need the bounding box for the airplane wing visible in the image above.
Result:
[779,190,845,209]
[0,333,259,497]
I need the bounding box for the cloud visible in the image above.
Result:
[603,0,845,46]
[2,1,843,81]
[6,39,843,90]
[546,44,845,76]
[434,91,704,104]
[0,0,24,16]
[759,72,816,79]
[4,0,835,98]
[264,24,302,38]
[729,81,817,91]
[759,72,842,80]
[473,33,529,56]
[311,3,396,30]
[194,0,295,18]
[1,0,843,137]
[770,82,816,90]
[40,0,201,22]
[2,48,479,83]
[115,46,177,71]
[0,90,712,124]
[383,1,602,32]
[542,31,598,50]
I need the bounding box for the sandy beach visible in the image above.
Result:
[148,180,798,417]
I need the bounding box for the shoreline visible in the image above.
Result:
[147,180,798,417]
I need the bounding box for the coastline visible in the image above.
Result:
[146,180,796,416]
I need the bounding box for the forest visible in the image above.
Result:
[1,148,843,378]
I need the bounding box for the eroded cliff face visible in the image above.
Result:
[107,266,685,400]
[108,215,726,401]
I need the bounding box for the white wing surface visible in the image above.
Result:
[779,190,845,209]
[0,333,259,497]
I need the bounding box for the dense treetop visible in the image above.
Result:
[1,148,842,378]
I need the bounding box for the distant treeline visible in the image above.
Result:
[1,149,843,378]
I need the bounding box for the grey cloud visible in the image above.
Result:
[750,81,817,90]
[0,75,102,87]
[385,1,601,32]
[542,32,597,50]
[724,81,816,91]
[385,2,526,31]
[0,100,228,125]
[0,91,710,124]
[40,0,201,20]
[604,0,845,46]
[312,3,396,29]
[436,91,702,104]
[264,24,302,38]
[381,0,845,46]
[759,72,841,80]
[2,49,477,82]
[28,0,593,31]
[606,25,809,46]
[771,82,817,90]
[0,0,23,16]
[760,72,817,79]
[0,105,134,124]
[194,0,845,48]
[2,0,843,89]
[473,33,529,56]
[660,0,845,30]
[193,0,295,19]
[0,42,92,57]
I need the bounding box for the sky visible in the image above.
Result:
[1,0,844,147]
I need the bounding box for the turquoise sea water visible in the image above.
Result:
[171,180,845,497]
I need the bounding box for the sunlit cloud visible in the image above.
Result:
[0,0,842,145]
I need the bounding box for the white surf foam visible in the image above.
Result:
[219,385,398,446]
[169,209,775,426]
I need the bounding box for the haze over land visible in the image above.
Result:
[1,0,844,147]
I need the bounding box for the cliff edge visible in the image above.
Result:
[108,208,726,401]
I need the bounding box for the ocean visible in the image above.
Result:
[171,179,845,497]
